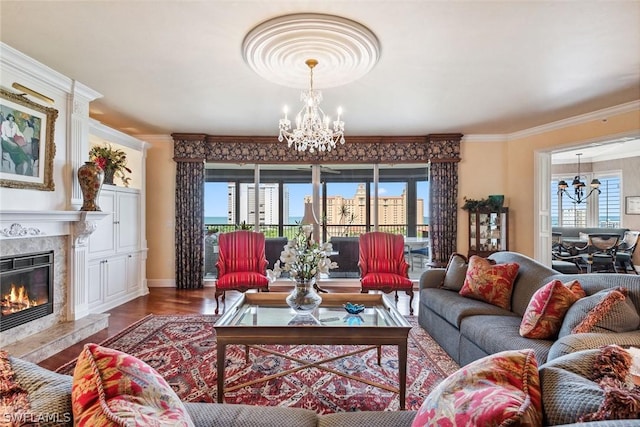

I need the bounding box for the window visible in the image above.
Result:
[597,175,621,227]
[551,172,622,228]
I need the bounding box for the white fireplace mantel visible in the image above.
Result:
[0,210,109,241]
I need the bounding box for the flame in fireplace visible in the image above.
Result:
[1,284,38,316]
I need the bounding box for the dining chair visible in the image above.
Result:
[616,230,639,274]
[215,230,269,313]
[551,232,584,274]
[579,233,621,273]
[358,231,414,314]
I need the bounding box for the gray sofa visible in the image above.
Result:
[418,251,640,366]
[8,350,638,426]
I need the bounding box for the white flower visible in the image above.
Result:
[265,225,338,282]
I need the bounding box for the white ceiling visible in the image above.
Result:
[1,1,639,138]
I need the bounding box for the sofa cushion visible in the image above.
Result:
[459,255,519,310]
[72,343,194,426]
[411,349,541,427]
[460,314,553,364]
[539,350,604,425]
[421,287,515,328]
[441,253,469,291]
[6,354,73,426]
[519,279,584,339]
[558,287,640,338]
[184,402,319,427]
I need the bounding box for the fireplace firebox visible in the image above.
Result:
[0,251,54,332]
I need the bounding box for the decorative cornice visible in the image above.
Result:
[89,118,147,151]
[0,42,73,95]
[172,134,462,163]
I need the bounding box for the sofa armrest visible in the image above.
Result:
[419,268,445,290]
[548,331,640,361]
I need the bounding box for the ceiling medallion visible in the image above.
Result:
[242,13,380,89]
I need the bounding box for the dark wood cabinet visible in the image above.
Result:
[468,208,509,258]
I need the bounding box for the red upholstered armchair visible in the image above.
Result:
[358,232,414,314]
[215,230,269,313]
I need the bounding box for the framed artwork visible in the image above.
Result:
[626,196,640,215]
[0,88,58,190]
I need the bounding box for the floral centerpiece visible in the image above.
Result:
[89,144,132,186]
[268,224,338,283]
[268,224,338,313]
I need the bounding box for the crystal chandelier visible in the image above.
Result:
[278,59,345,153]
[557,153,601,204]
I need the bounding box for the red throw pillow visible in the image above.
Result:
[72,344,194,426]
[459,256,519,310]
[412,349,542,426]
[519,279,585,339]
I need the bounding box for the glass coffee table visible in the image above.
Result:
[214,292,412,409]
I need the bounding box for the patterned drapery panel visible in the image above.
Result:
[175,159,205,289]
[429,161,459,267]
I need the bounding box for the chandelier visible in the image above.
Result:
[278,59,345,153]
[557,153,601,204]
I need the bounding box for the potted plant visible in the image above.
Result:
[89,144,132,186]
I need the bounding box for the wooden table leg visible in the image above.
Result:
[217,341,226,403]
[398,341,408,410]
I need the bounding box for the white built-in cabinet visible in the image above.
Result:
[87,119,148,313]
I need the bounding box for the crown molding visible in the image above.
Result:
[461,134,508,143]
[461,100,639,143]
[508,100,640,140]
[0,42,73,95]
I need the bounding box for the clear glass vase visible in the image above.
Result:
[286,277,322,313]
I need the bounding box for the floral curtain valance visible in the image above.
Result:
[172,134,462,164]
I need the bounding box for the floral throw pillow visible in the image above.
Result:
[459,256,520,310]
[519,279,585,339]
[72,343,194,427]
[411,349,542,427]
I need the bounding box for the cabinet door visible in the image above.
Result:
[105,256,127,299]
[89,190,117,256]
[87,259,104,306]
[117,192,140,253]
[126,252,141,292]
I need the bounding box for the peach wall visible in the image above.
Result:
[457,139,508,255]
[142,135,176,284]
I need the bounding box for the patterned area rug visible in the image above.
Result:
[57,314,459,413]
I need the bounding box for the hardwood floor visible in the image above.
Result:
[37,284,417,371]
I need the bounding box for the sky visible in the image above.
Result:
[205,181,429,218]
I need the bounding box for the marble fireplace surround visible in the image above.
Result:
[0,210,109,362]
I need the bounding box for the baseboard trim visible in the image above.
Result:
[147,279,176,288]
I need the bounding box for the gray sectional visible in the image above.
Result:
[8,345,637,426]
[418,251,640,366]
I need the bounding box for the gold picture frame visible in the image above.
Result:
[0,87,57,191]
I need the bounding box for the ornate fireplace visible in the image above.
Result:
[0,251,54,332]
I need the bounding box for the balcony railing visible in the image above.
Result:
[203,223,429,279]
